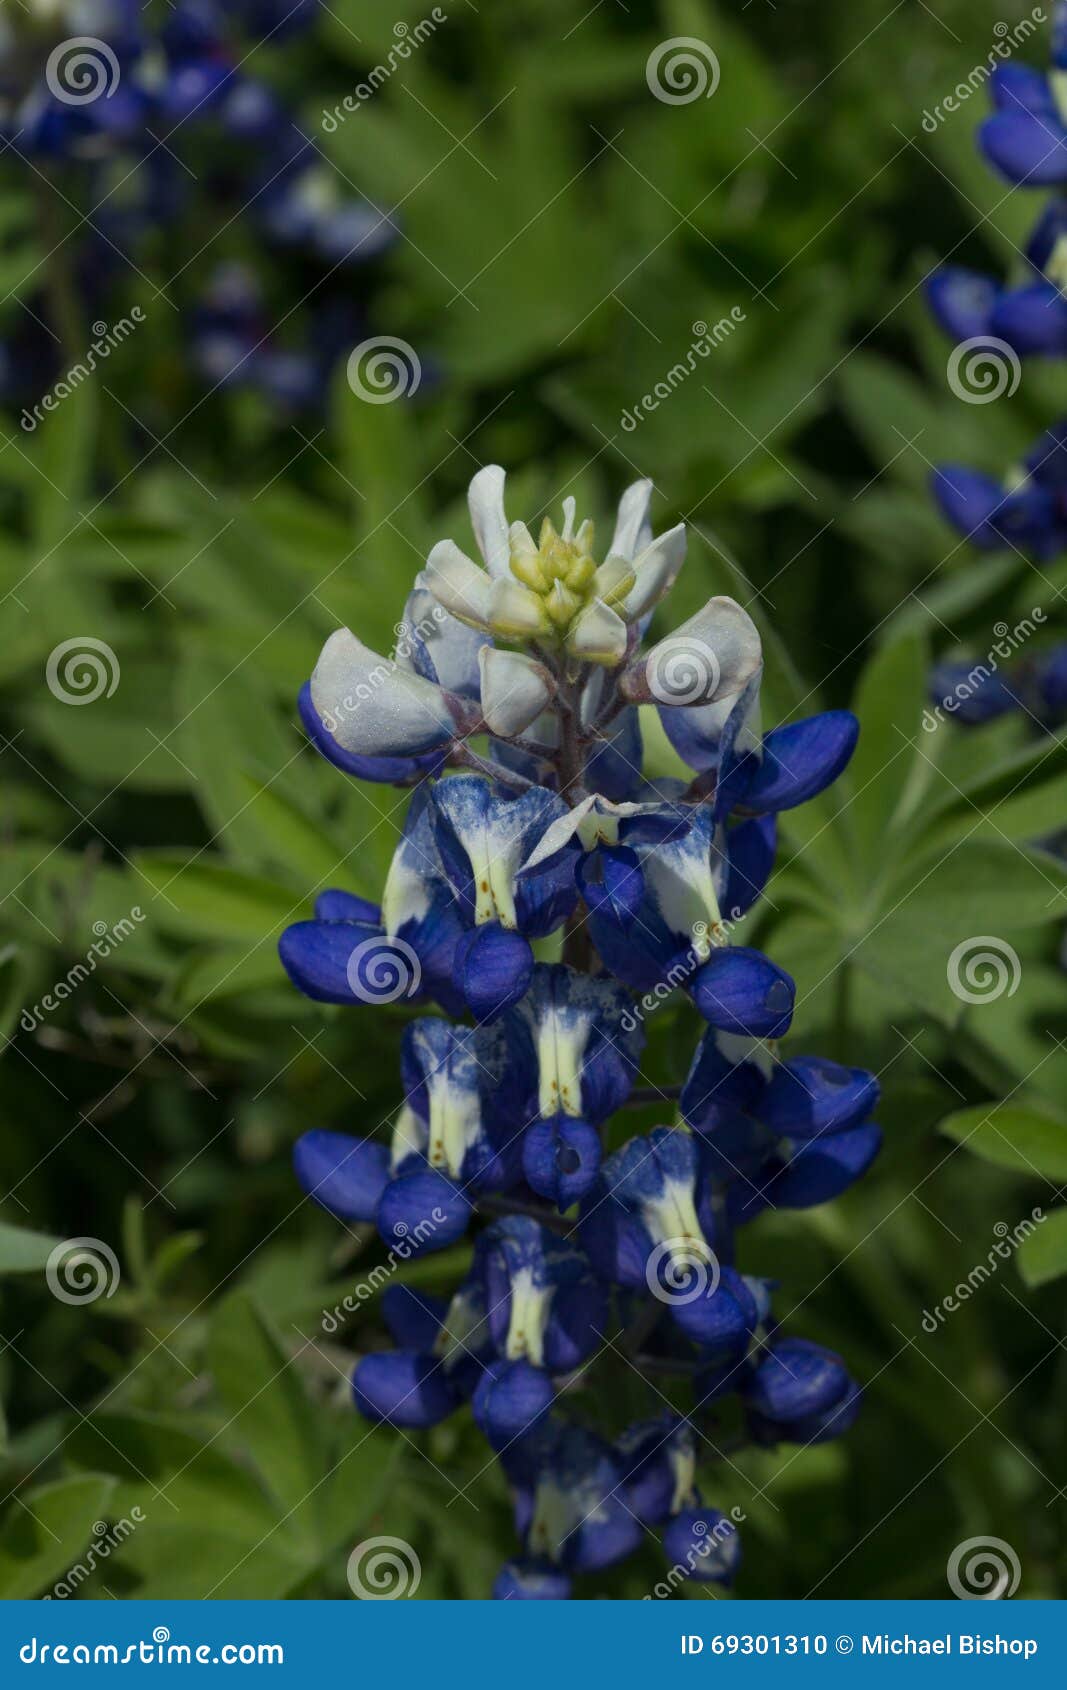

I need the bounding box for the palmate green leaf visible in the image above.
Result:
[0,1220,62,1275]
[843,631,930,863]
[963,959,1067,1108]
[207,1294,325,1525]
[1017,1208,1067,1288]
[0,1474,115,1599]
[838,352,1027,495]
[170,943,298,1011]
[857,842,1067,1022]
[235,778,370,899]
[939,1102,1067,1182]
[134,854,307,943]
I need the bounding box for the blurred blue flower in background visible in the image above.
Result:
[0,0,393,416]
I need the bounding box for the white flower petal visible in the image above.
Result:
[310,628,460,756]
[623,596,762,707]
[488,576,548,637]
[623,523,687,620]
[611,478,654,560]
[566,598,629,664]
[424,540,493,630]
[468,464,510,578]
[478,646,556,738]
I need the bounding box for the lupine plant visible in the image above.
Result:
[924,4,1067,761]
[927,3,1067,558]
[0,0,388,416]
[277,466,878,1598]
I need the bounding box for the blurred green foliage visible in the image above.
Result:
[0,0,1066,1601]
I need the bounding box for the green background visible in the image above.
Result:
[1,0,1066,1600]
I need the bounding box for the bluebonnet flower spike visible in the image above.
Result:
[280,466,876,1596]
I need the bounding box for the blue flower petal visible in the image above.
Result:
[279,917,426,1007]
[741,712,859,815]
[991,281,1067,354]
[930,465,1006,548]
[452,923,534,1022]
[377,1169,472,1252]
[313,888,381,924]
[584,706,644,802]
[722,815,777,919]
[380,1284,447,1350]
[924,268,1000,341]
[668,1264,761,1353]
[293,1129,389,1223]
[988,63,1059,117]
[473,1359,555,1450]
[979,110,1067,186]
[352,1350,457,1428]
[689,948,795,1038]
[577,844,644,930]
[747,1337,847,1417]
[522,1115,602,1208]
[661,1508,741,1584]
[762,1055,880,1137]
[744,1338,861,1445]
[760,1122,883,1210]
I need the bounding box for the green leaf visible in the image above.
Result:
[235,779,364,895]
[844,631,929,862]
[207,1295,324,1524]
[1018,1208,1067,1288]
[0,1474,115,1599]
[0,1221,62,1276]
[940,1103,1067,1182]
[134,855,305,942]
[855,843,1067,1021]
